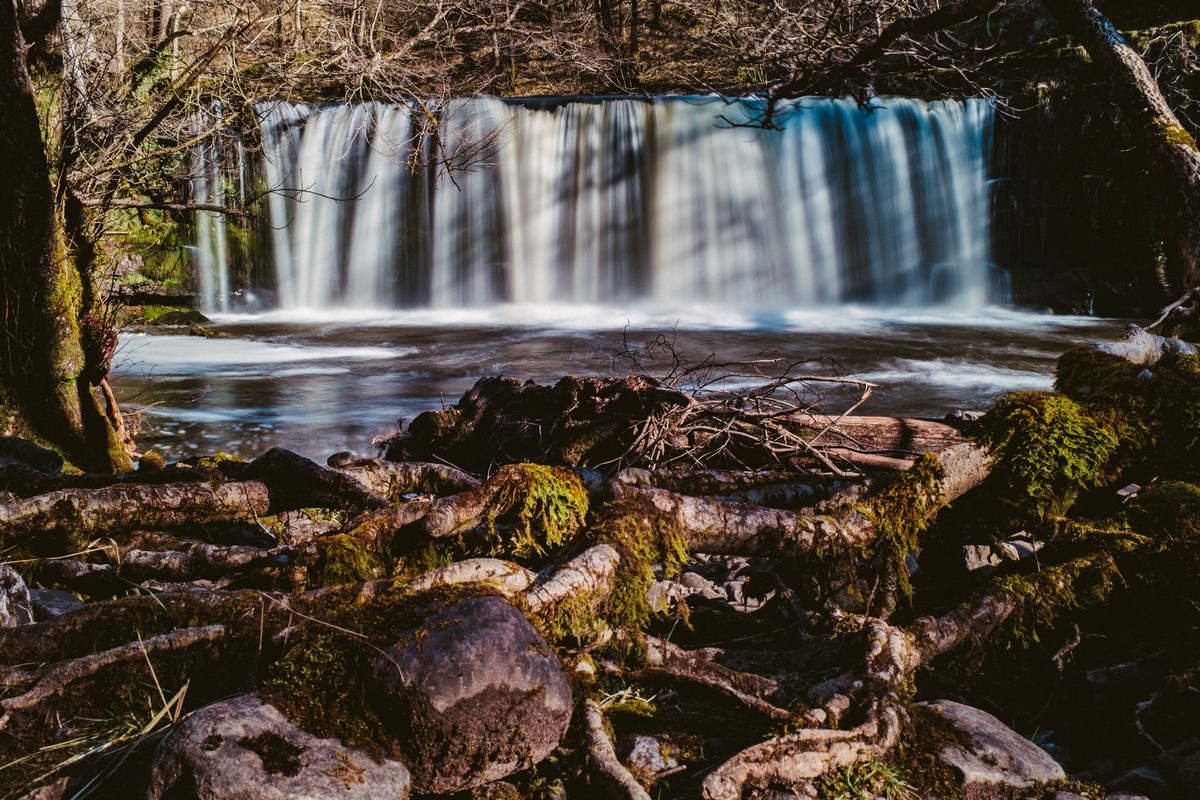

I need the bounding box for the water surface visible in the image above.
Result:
[111,306,1123,463]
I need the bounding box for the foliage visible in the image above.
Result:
[815,757,919,800]
[975,391,1119,518]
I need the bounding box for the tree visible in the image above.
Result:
[0,0,131,473]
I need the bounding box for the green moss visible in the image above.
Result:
[975,392,1119,518]
[1126,481,1200,539]
[577,495,690,661]
[995,552,1123,646]
[312,533,384,587]
[484,464,589,560]
[1153,117,1199,151]
[862,453,944,600]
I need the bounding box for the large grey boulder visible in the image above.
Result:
[145,694,410,800]
[918,699,1065,796]
[371,593,572,795]
[0,564,33,627]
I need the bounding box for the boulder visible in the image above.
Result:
[371,593,572,795]
[146,694,410,800]
[1108,767,1169,796]
[918,700,1065,795]
[0,564,33,627]
[27,588,84,620]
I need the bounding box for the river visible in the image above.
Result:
[111,305,1122,462]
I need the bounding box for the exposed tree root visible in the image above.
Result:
[324,454,481,500]
[609,442,989,557]
[246,447,387,513]
[582,699,653,800]
[637,636,793,721]
[0,481,271,543]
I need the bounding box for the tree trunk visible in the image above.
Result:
[1043,0,1200,301]
[0,0,132,472]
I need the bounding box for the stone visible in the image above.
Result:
[1161,736,1200,773]
[150,309,211,326]
[0,565,33,627]
[145,695,410,800]
[624,735,679,777]
[679,571,714,591]
[371,594,571,795]
[27,589,84,621]
[919,700,1065,793]
[1107,767,1169,796]
[1170,750,1200,795]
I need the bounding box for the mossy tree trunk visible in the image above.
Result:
[0,1,132,473]
[1043,0,1200,304]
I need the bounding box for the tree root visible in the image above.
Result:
[246,448,387,513]
[610,442,989,557]
[0,481,271,543]
[581,699,652,800]
[637,636,793,721]
[325,454,480,500]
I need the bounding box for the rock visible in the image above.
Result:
[146,695,411,800]
[1170,749,1200,794]
[1160,736,1200,770]
[1053,793,1088,800]
[370,594,572,795]
[14,778,68,800]
[1108,795,1151,800]
[0,437,63,472]
[1107,767,1169,796]
[919,700,1065,792]
[0,565,33,627]
[963,544,1002,574]
[624,735,679,777]
[27,589,84,620]
[679,571,714,591]
[150,309,210,326]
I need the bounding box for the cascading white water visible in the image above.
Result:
[195,95,998,312]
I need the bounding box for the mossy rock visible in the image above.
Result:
[1126,481,1200,540]
[368,594,571,794]
[975,391,1119,519]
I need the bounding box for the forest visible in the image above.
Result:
[0,0,1199,798]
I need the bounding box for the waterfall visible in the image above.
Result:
[194,95,998,312]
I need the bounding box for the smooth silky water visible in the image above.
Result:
[116,96,1122,461]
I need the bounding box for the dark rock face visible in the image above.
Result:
[379,375,686,473]
[371,594,572,795]
[146,694,411,800]
[27,588,83,620]
[919,699,1065,796]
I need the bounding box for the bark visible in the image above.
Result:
[324,454,481,500]
[1089,324,1197,365]
[523,544,621,615]
[0,481,271,542]
[0,0,130,473]
[611,442,990,557]
[1043,0,1200,300]
[582,699,653,800]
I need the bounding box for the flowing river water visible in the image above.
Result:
[111,307,1124,462]
[133,95,1119,461]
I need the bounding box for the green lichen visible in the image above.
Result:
[484,463,589,560]
[862,453,944,600]
[975,392,1119,519]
